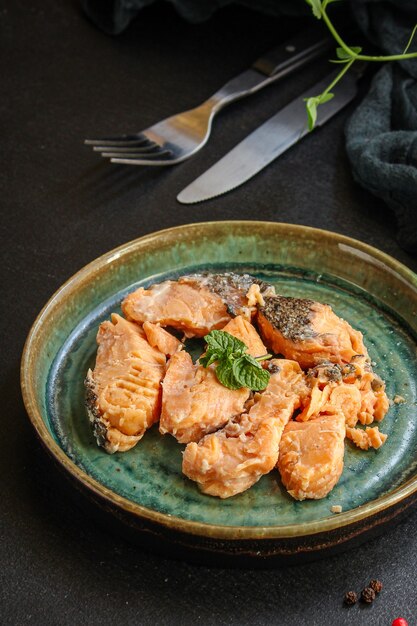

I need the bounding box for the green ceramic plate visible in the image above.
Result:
[21,222,417,563]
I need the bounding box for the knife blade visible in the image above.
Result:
[177,69,361,204]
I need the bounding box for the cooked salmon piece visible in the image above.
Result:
[346,425,387,450]
[159,351,249,444]
[142,321,182,356]
[278,413,346,500]
[182,359,309,498]
[122,273,275,338]
[122,280,231,338]
[85,314,166,453]
[219,314,268,357]
[257,295,368,369]
[324,383,362,427]
[181,272,275,318]
[299,356,389,428]
[159,316,266,443]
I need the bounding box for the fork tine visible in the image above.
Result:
[110,153,174,165]
[105,149,172,160]
[93,143,161,154]
[84,133,148,147]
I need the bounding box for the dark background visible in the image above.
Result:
[2,1,417,624]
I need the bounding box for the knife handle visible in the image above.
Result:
[253,29,332,76]
[207,29,333,112]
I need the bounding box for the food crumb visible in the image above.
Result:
[361,587,376,604]
[393,395,406,404]
[369,579,383,594]
[331,505,342,513]
[246,284,265,308]
[344,591,357,606]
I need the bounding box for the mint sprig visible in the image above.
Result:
[199,330,271,391]
[304,0,417,130]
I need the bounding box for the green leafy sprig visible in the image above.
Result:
[305,0,417,130]
[199,330,271,391]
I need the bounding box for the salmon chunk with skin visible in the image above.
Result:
[122,280,231,338]
[159,316,267,443]
[122,273,275,338]
[257,295,368,369]
[180,272,275,319]
[182,359,310,498]
[85,314,167,453]
[278,413,346,500]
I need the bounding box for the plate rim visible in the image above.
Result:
[21,220,417,541]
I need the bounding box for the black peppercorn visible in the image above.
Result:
[361,587,376,604]
[369,579,383,594]
[344,591,357,606]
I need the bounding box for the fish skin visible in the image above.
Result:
[180,272,275,317]
[121,273,275,338]
[257,295,369,369]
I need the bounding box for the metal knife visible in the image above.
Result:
[177,68,362,204]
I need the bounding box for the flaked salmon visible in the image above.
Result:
[278,413,346,500]
[299,356,389,429]
[257,295,368,369]
[122,273,275,338]
[346,425,387,450]
[142,321,182,356]
[122,280,230,338]
[181,272,275,317]
[85,314,166,453]
[182,359,309,498]
[159,316,266,443]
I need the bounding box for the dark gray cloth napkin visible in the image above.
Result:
[346,0,417,253]
[82,0,417,252]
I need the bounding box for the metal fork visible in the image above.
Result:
[85,29,332,166]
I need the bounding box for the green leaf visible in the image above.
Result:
[204,330,246,357]
[304,97,319,131]
[304,92,335,130]
[199,352,219,368]
[232,355,271,391]
[215,360,242,390]
[201,330,271,391]
[305,0,323,19]
[318,92,334,104]
[336,46,362,59]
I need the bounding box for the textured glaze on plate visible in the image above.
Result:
[47,268,417,526]
[21,222,417,554]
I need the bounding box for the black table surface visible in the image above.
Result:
[2,1,417,624]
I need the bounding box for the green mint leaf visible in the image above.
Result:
[305,93,335,130]
[204,330,246,357]
[215,360,242,390]
[232,355,271,391]
[304,97,319,131]
[305,0,323,19]
[336,46,362,60]
[199,351,219,368]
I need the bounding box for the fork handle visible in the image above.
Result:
[206,29,333,112]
